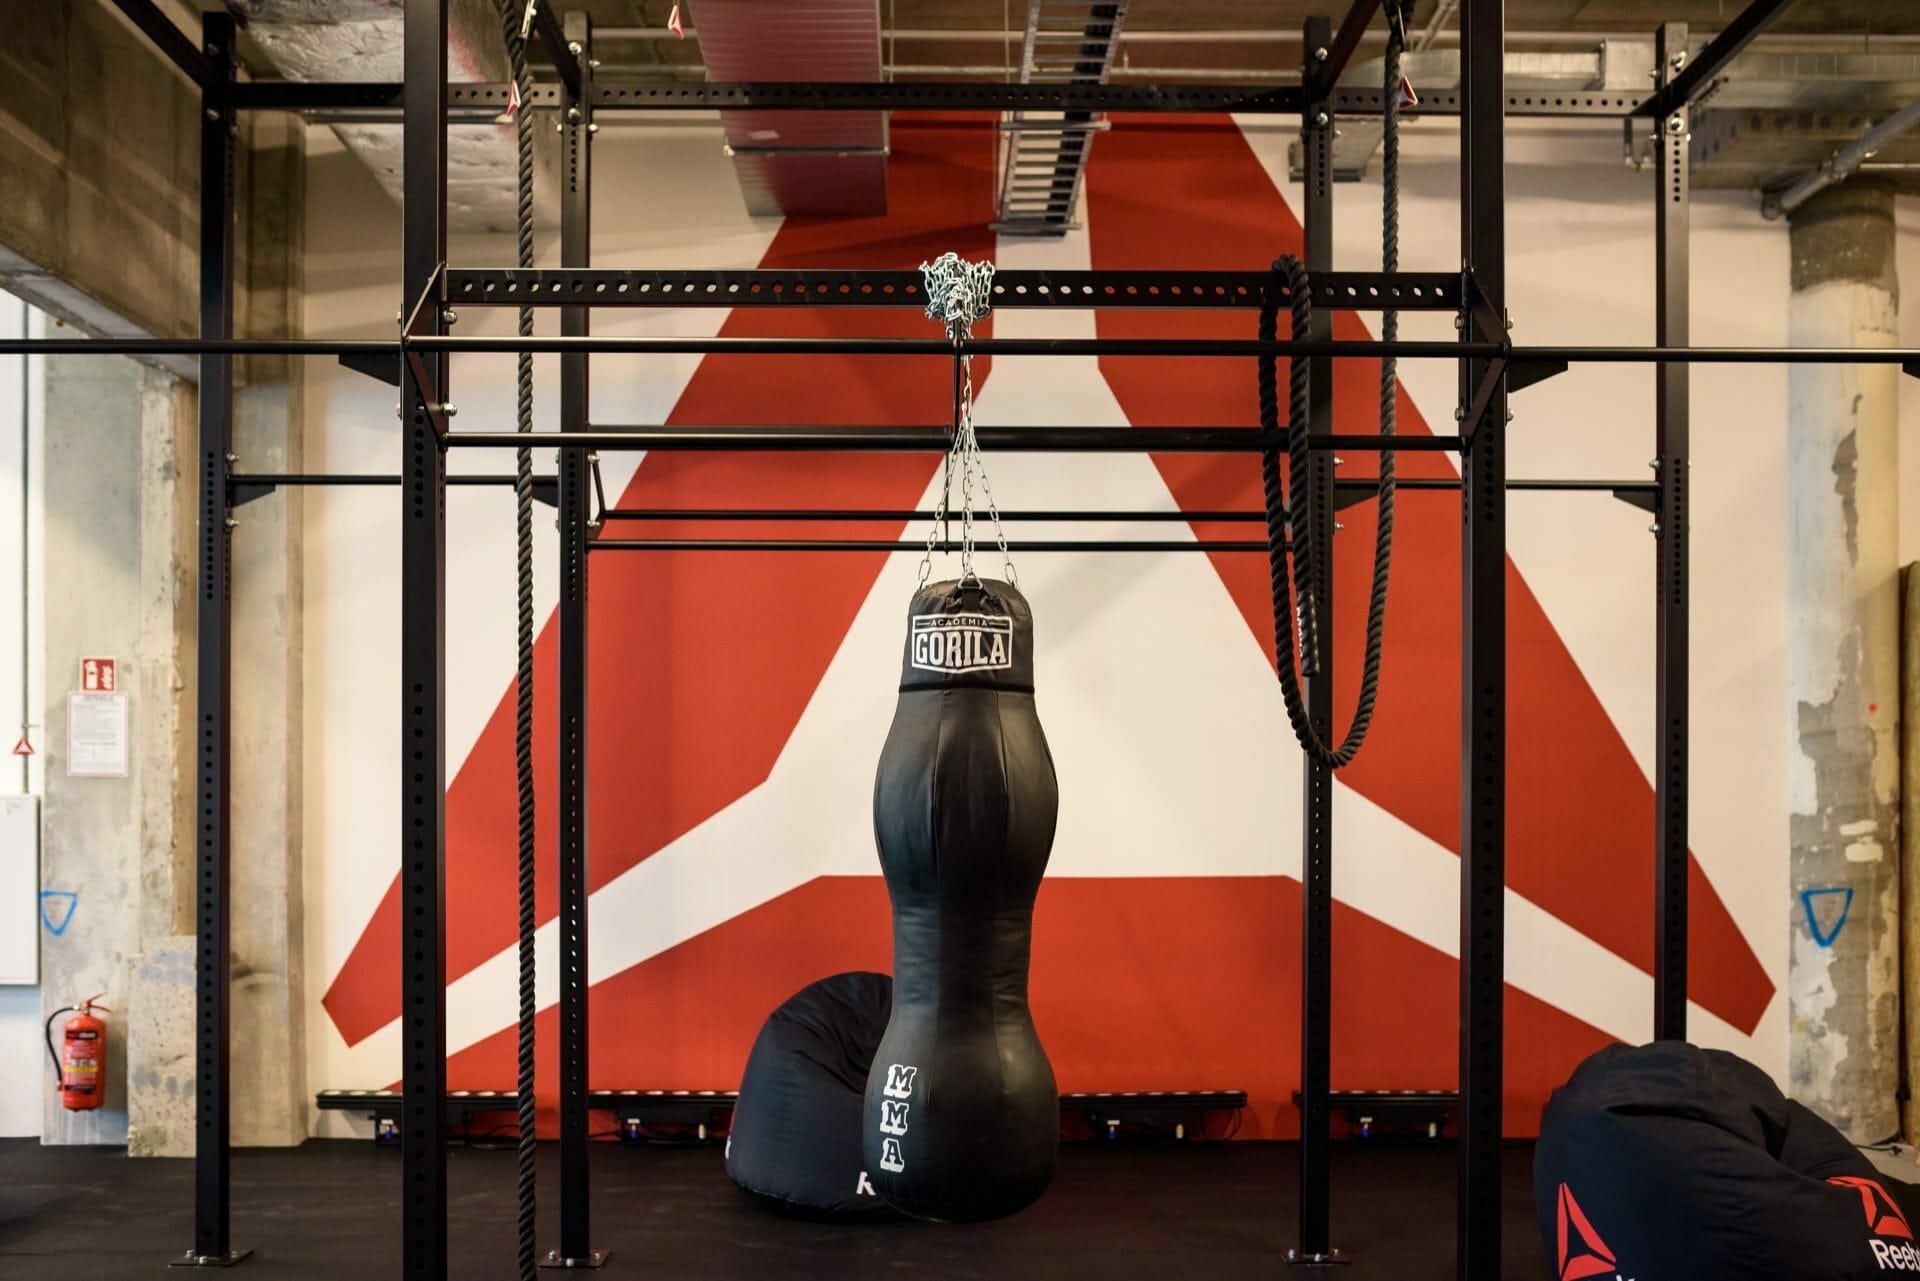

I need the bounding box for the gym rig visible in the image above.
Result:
[15,0,1913,1276]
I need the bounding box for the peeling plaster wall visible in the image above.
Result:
[1787,180,1902,1143]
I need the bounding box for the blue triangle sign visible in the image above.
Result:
[39,890,77,937]
[1801,887,1853,948]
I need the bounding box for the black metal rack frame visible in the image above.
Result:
[42,0,1880,1275]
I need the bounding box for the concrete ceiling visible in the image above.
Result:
[563,0,1920,77]
[218,0,1920,219]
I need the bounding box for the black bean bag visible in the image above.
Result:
[1536,1042,1917,1280]
[725,971,902,1222]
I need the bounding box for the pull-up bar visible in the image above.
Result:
[6,333,1918,368]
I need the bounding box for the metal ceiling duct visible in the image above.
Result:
[229,0,529,231]
[688,0,888,217]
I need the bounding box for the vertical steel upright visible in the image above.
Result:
[550,10,605,1271]
[1456,0,1508,1276]
[1289,13,1341,1270]
[1651,21,1691,1044]
[176,11,247,1269]
[400,0,450,1277]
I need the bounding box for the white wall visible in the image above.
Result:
[0,291,47,1137]
[297,112,1911,1127]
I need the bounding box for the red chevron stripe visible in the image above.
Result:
[442,876,1618,1137]
[323,117,999,1046]
[1083,115,1772,1033]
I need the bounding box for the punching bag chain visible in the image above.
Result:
[1256,6,1402,771]
[918,253,1016,589]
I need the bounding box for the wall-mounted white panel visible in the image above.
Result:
[0,794,39,984]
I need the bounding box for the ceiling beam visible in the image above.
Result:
[105,0,207,87]
[1643,0,1797,114]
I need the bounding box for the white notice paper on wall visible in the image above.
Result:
[0,796,38,983]
[67,692,128,778]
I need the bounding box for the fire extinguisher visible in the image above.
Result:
[44,994,109,1111]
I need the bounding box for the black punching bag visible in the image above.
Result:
[864,578,1059,1222]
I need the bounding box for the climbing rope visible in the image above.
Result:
[492,1,539,1277]
[918,253,1015,588]
[1257,6,1404,770]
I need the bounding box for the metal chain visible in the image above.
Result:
[918,253,1015,587]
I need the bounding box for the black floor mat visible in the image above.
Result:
[0,1137,1548,1280]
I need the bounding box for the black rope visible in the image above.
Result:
[494,2,540,1277]
[1256,8,1402,771]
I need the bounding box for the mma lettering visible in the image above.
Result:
[909,614,1013,675]
[882,1064,918,1100]
[856,1171,876,1197]
[876,1065,917,1175]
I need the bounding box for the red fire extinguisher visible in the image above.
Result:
[44,994,109,1110]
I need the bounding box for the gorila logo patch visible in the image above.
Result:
[910,613,1013,675]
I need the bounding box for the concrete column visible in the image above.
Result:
[38,355,194,1147]
[1787,180,1901,1143]
[124,366,198,1158]
[225,111,309,1149]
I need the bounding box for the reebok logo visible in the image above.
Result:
[910,614,1012,674]
[1556,1184,1619,1281]
[1830,1176,1919,1271]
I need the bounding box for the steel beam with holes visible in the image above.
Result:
[440,269,1462,310]
[1652,22,1692,1043]
[1456,0,1507,1275]
[171,12,244,1271]
[1290,14,1341,1271]
[233,79,1644,119]
[442,428,1460,452]
[549,11,604,1272]
[399,0,450,1279]
[1640,0,1796,118]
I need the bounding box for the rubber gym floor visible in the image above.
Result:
[1,1138,1549,1279]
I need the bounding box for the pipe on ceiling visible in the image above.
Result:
[1763,96,1920,217]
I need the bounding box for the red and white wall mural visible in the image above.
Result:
[303,111,1798,1138]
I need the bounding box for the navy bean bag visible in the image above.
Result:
[725,971,902,1222]
[1536,1042,1917,1280]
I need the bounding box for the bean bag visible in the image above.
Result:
[725,971,902,1222]
[1536,1041,1917,1280]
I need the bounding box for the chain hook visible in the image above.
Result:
[916,253,1015,590]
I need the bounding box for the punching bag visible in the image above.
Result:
[726,972,901,1222]
[864,578,1059,1222]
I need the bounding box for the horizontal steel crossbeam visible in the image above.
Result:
[441,269,1464,310]
[239,80,1646,120]
[443,427,1456,452]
